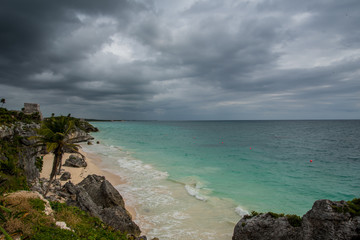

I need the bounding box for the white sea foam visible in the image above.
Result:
[235,206,249,217]
[82,142,239,240]
[184,184,208,201]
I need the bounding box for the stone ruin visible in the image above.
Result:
[23,103,43,120]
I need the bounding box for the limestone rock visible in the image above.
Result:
[60,171,71,181]
[78,174,125,208]
[56,221,73,231]
[233,199,360,240]
[101,206,140,235]
[63,154,87,168]
[62,175,140,236]
[233,213,299,240]
[0,125,14,139]
[63,181,102,219]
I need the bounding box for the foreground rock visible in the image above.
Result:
[61,174,141,236]
[233,199,360,240]
[63,154,87,168]
[60,171,71,181]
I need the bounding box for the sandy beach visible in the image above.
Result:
[40,147,137,218]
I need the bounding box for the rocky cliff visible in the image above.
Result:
[0,122,41,185]
[233,199,360,240]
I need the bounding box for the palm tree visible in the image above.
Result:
[1,98,5,107]
[33,116,83,196]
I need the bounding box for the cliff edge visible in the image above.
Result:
[233,199,360,240]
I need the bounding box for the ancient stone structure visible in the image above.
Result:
[23,103,43,120]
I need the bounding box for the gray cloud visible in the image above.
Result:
[0,0,359,120]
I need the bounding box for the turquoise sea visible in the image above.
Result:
[82,120,360,240]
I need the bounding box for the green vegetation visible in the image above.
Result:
[268,212,284,218]
[0,137,29,194]
[242,210,302,227]
[331,198,360,217]
[35,156,43,173]
[243,210,260,219]
[0,197,128,240]
[267,211,302,227]
[0,107,40,126]
[346,198,360,216]
[286,214,302,227]
[32,116,82,196]
[50,202,128,240]
[29,198,45,212]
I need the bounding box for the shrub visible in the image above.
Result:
[268,212,284,219]
[286,214,302,227]
[346,198,360,217]
[331,198,360,217]
[31,225,78,240]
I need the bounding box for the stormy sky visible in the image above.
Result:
[1,0,359,120]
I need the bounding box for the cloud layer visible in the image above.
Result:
[1,0,359,120]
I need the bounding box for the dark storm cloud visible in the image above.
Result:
[0,0,359,119]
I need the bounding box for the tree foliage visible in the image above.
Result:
[32,116,81,195]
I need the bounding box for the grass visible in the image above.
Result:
[0,195,128,239]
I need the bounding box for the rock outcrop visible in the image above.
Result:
[61,174,141,236]
[63,154,87,168]
[233,199,360,240]
[70,120,98,143]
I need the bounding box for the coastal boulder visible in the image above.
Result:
[232,199,360,240]
[63,181,102,219]
[233,213,300,240]
[62,175,140,236]
[63,155,87,168]
[60,171,71,181]
[77,174,125,208]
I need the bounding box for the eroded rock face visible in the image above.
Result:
[233,199,360,240]
[62,174,140,236]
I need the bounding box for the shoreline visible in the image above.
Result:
[40,146,137,219]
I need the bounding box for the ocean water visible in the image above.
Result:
[82,120,360,240]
